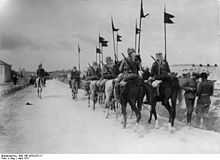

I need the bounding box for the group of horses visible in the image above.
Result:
[83,56,181,132]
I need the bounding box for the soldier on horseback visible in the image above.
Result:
[86,62,101,81]
[150,52,171,96]
[116,48,139,83]
[102,56,115,79]
[36,63,46,86]
[114,48,140,97]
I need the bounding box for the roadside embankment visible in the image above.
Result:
[0,79,30,97]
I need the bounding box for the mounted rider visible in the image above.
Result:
[115,48,140,96]
[150,52,171,96]
[102,56,115,79]
[36,63,46,86]
[71,66,80,90]
[86,62,101,81]
[96,56,115,92]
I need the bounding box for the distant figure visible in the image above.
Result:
[12,73,18,85]
[36,64,46,87]
[29,74,36,85]
[196,72,214,129]
[71,66,80,90]
[182,72,197,126]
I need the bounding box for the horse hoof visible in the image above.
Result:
[169,126,175,133]
[148,119,151,124]
[154,120,159,129]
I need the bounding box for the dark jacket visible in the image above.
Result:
[182,78,197,99]
[119,57,139,74]
[37,68,45,78]
[197,80,214,105]
[151,60,170,79]
[71,71,80,80]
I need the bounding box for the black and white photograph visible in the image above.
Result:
[1,0,220,156]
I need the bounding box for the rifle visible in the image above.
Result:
[88,63,96,73]
[121,53,133,70]
[150,55,160,76]
[150,55,157,63]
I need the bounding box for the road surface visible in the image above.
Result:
[0,79,220,153]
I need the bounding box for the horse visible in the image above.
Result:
[71,79,78,100]
[114,55,146,128]
[88,80,99,111]
[36,77,43,99]
[104,79,119,119]
[144,74,180,131]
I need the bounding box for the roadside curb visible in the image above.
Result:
[0,83,29,97]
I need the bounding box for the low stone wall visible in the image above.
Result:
[0,81,30,97]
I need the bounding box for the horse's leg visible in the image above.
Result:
[152,102,159,128]
[171,94,178,128]
[121,100,127,128]
[88,91,90,108]
[93,92,97,111]
[148,101,156,124]
[105,96,110,119]
[129,99,141,124]
[163,99,174,131]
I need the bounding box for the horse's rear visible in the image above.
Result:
[104,79,116,119]
[119,78,145,128]
[36,77,43,98]
[89,80,98,110]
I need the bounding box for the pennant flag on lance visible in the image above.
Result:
[164,12,175,24]
[99,36,105,43]
[136,26,141,34]
[140,0,149,18]
[101,40,108,47]
[96,47,101,54]
[78,43,80,53]
[117,34,122,42]
[111,17,119,32]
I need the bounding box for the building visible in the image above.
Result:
[0,60,12,84]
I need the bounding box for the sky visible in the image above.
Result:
[0,0,219,71]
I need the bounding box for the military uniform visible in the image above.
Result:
[102,63,114,79]
[182,75,197,124]
[118,56,139,82]
[86,65,101,81]
[150,53,170,96]
[196,78,214,118]
[151,60,170,80]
